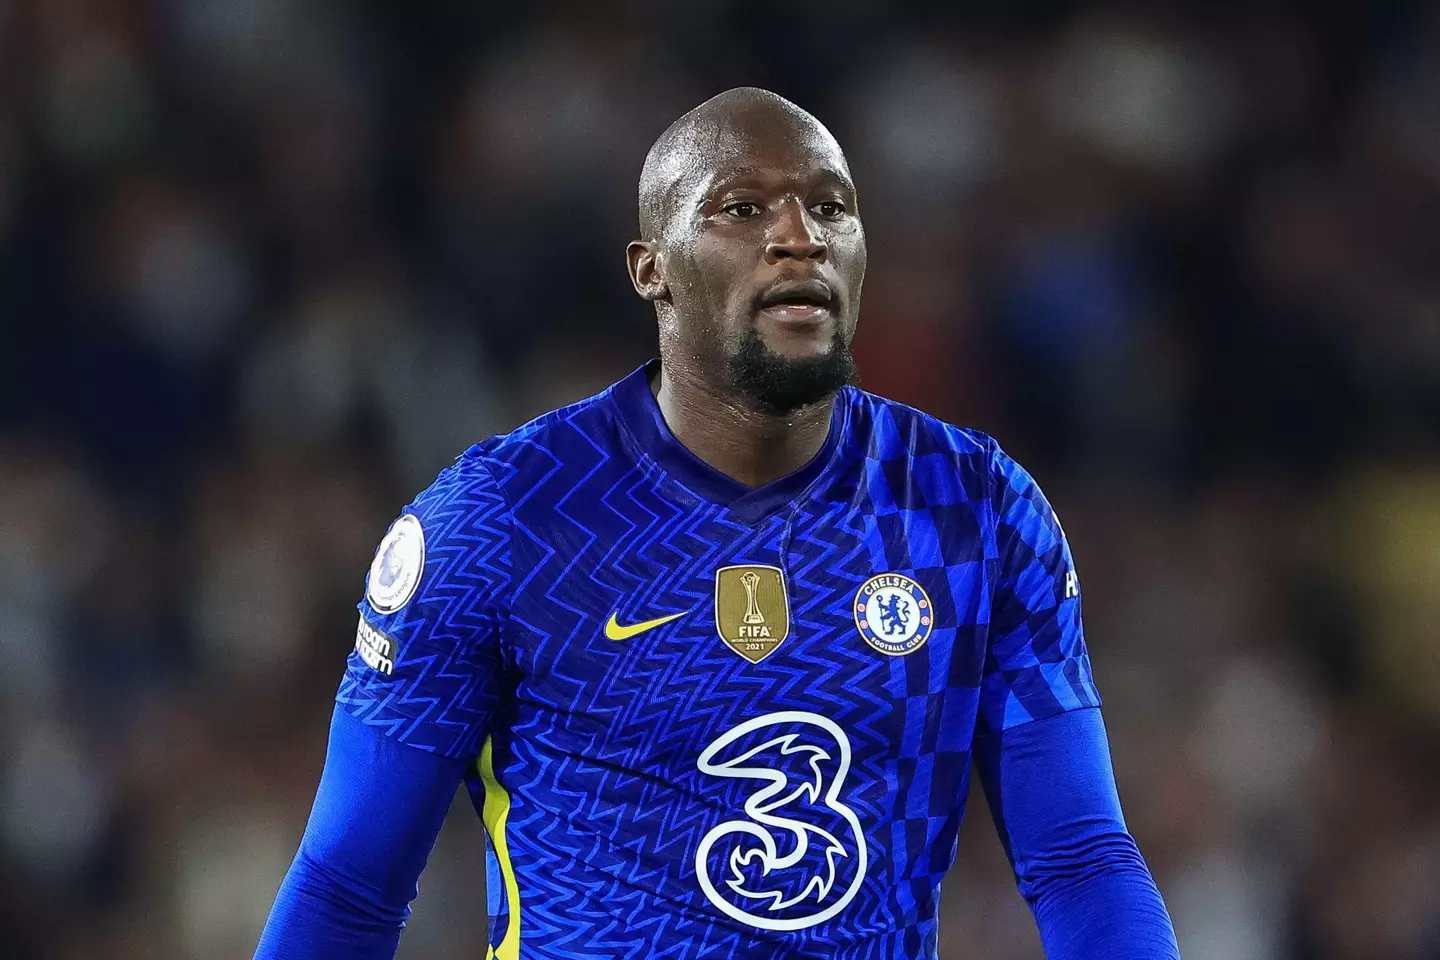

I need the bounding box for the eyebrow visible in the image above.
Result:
[704,165,856,196]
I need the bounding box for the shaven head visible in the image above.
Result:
[626,88,866,414]
[638,88,848,241]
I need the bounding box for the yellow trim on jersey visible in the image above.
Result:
[480,736,521,960]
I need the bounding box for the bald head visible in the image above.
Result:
[638,87,851,241]
[626,87,866,416]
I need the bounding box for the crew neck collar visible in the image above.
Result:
[611,360,848,523]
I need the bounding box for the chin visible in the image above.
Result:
[759,331,836,361]
[728,324,856,414]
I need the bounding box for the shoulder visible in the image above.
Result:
[363,392,617,606]
[406,379,625,522]
[844,387,1003,492]
[460,381,626,489]
[843,388,1061,530]
[845,387,993,459]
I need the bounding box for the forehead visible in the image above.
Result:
[703,119,848,190]
[660,114,853,205]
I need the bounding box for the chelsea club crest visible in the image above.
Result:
[854,573,933,656]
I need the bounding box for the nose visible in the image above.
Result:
[764,199,827,263]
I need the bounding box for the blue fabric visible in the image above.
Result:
[262,363,1164,957]
[254,706,466,959]
[975,707,1179,959]
[331,364,1108,956]
[259,706,1177,959]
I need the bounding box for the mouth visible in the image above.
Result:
[756,278,836,326]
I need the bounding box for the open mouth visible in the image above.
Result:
[757,279,835,322]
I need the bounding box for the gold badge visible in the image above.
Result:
[714,565,790,663]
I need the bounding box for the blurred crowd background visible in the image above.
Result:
[2,0,1439,958]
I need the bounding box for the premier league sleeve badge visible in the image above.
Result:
[366,513,426,614]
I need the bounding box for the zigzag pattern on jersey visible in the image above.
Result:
[779,487,896,956]
[338,454,514,759]
[335,373,1105,960]
[490,409,770,959]
[473,395,921,958]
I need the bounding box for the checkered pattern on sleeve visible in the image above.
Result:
[337,450,513,759]
[978,443,1100,736]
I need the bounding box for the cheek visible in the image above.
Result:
[687,244,750,316]
[662,251,748,345]
[663,248,713,310]
[840,230,867,301]
[836,223,867,266]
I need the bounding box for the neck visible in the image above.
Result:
[653,361,835,489]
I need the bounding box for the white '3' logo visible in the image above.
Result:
[694,711,868,931]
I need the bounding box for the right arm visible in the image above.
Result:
[254,708,468,959]
[256,454,513,959]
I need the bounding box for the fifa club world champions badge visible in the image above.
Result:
[854,573,933,656]
[715,564,791,663]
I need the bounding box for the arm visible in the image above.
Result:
[257,452,513,958]
[975,708,1178,960]
[255,707,468,959]
[978,442,1177,957]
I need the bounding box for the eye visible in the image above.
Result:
[724,201,761,219]
[814,200,846,218]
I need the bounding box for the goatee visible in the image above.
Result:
[727,327,856,415]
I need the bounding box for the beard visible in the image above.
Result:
[726,325,856,415]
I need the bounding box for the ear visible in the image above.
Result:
[626,240,669,302]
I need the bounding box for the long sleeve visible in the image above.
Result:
[976,442,1177,956]
[255,706,468,959]
[259,450,514,956]
[975,707,1179,959]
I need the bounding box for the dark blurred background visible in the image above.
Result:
[2,1,1439,958]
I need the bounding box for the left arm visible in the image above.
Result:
[975,708,1178,960]
[978,440,1178,958]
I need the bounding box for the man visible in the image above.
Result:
[257,88,1179,959]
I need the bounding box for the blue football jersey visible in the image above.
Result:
[339,361,1099,960]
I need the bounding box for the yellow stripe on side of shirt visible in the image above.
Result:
[480,736,521,960]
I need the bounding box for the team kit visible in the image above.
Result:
[340,363,1097,958]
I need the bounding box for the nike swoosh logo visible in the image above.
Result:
[603,610,687,641]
